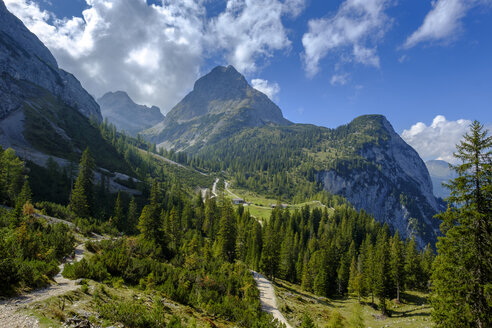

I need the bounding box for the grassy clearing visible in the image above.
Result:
[227,187,332,221]
[274,279,433,328]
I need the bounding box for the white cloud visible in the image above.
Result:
[401,115,477,163]
[330,73,350,86]
[404,0,469,48]
[403,0,492,48]
[301,0,393,77]
[209,0,301,73]
[283,0,306,18]
[251,78,280,101]
[5,0,304,112]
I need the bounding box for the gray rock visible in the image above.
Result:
[0,1,101,121]
[142,65,291,150]
[317,115,443,247]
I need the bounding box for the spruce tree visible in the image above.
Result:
[111,192,124,230]
[390,231,405,302]
[406,236,423,290]
[217,200,236,262]
[260,220,280,280]
[127,196,139,235]
[69,148,95,217]
[374,229,392,314]
[14,180,31,216]
[431,121,492,328]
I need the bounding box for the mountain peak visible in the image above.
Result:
[143,65,291,150]
[99,91,135,107]
[97,91,164,136]
[192,65,248,96]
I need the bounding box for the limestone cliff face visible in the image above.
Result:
[0,1,101,120]
[317,115,443,247]
[143,65,291,150]
[98,91,164,136]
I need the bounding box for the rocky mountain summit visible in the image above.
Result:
[0,1,100,121]
[316,115,443,247]
[98,91,164,136]
[143,65,291,150]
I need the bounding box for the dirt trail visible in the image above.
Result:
[0,233,103,328]
[251,271,292,328]
[224,181,241,199]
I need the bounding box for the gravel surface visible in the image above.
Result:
[252,271,292,328]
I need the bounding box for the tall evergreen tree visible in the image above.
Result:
[431,121,492,328]
[374,229,392,314]
[404,237,421,290]
[260,220,280,280]
[111,192,124,230]
[0,148,25,205]
[217,200,236,262]
[127,196,139,234]
[69,148,95,217]
[390,231,405,302]
[14,180,31,216]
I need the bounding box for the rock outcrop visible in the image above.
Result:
[0,1,101,121]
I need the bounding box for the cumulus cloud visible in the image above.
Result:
[5,0,304,112]
[403,0,491,48]
[301,0,393,77]
[251,78,280,101]
[401,115,479,163]
[404,0,469,48]
[209,0,300,73]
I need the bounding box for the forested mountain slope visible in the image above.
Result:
[191,115,442,247]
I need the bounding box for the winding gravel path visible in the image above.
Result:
[0,236,92,328]
[252,271,292,328]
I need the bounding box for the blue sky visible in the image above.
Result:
[5,0,492,162]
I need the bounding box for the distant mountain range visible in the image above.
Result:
[425,160,456,199]
[98,91,164,136]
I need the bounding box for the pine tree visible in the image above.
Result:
[348,256,359,294]
[14,180,31,216]
[111,192,124,230]
[260,220,280,280]
[390,231,405,302]
[217,200,236,262]
[166,207,182,252]
[374,229,392,315]
[0,148,25,205]
[404,237,421,290]
[431,121,492,328]
[127,196,139,235]
[69,148,95,217]
[70,175,90,218]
